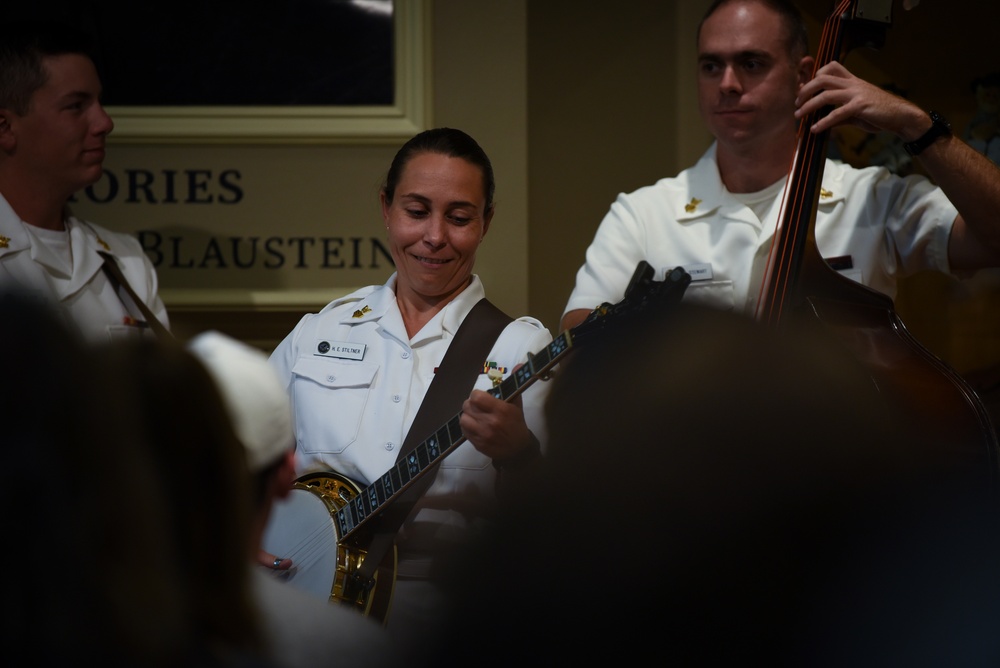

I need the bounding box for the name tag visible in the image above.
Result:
[314,339,367,360]
[682,262,714,282]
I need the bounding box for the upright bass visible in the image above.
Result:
[755,0,999,487]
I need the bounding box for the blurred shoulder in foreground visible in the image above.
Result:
[431,303,1000,666]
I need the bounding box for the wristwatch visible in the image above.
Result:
[903,111,951,157]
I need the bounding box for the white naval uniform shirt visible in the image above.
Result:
[0,193,169,341]
[269,273,552,553]
[563,142,957,318]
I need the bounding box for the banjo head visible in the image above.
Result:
[260,471,395,622]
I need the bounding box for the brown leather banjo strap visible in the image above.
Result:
[346,298,512,597]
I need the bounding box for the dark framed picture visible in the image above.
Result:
[28,0,427,143]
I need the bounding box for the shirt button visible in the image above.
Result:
[401,351,410,359]
[326,375,336,383]
[392,394,401,403]
[385,442,394,451]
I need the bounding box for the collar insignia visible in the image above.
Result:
[0,235,9,249]
[684,197,702,213]
[352,305,372,318]
[820,188,833,199]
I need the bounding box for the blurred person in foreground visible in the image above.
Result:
[189,330,400,668]
[93,335,274,667]
[0,288,184,667]
[432,303,1000,666]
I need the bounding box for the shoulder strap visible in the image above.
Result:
[344,298,512,603]
[97,250,172,340]
[396,297,513,462]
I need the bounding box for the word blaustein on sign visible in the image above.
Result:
[138,233,393,270]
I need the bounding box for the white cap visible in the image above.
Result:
[187,330,293,472]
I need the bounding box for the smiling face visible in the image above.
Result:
[696,0,810,157]
[2,53,113,199]
[380,150,493,309]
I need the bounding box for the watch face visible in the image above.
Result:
[904,112,951,157]
[929,111,951,130]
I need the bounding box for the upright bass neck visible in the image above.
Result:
[754,0,893,326]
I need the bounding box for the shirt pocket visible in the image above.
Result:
[439,439,492,473]
[684,279,736,311]
[290,357,378,455]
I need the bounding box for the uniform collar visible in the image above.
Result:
[0,193,30,259]
[341,273,486,345]
[674,143,846,224]
[674,143,731,223]
[0,193,113,299]
[397,273,485,346]
[437,274,486,337]
[330,279,397,325]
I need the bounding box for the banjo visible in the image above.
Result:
[261,470,395,621]
[260,262,691,622]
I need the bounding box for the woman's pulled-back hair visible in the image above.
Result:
[381,127,495,212]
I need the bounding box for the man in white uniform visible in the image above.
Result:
[561,0,1000,330]
[0,20,167,341]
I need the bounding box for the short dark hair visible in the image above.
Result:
[382,127,496,213]
[0,20,97,114]
[698,0,810,61]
